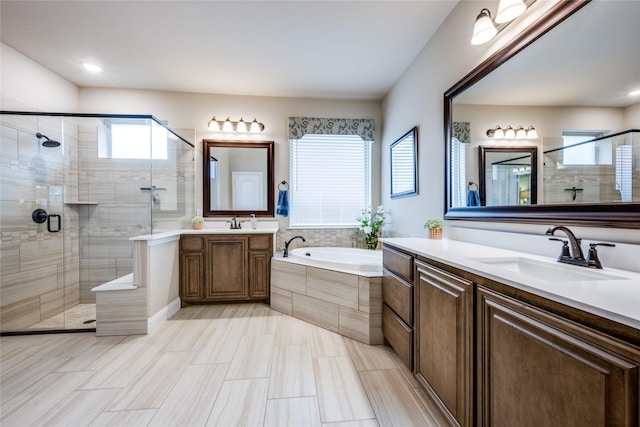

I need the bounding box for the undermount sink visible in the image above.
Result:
[471,257,627,282]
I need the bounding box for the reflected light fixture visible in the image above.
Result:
[487,125,537,139]
[471,9,497,45]
[495,0,527,24]
[207,116,265,133]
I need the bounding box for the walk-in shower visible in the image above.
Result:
[0,112,195,334]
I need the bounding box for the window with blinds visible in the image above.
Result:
[289,134,371,227]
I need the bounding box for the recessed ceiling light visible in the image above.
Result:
[83,63,102,73]
[629,89,640,96]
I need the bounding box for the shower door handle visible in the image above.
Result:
[47,213,61,233]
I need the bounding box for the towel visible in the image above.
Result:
[467,189,480,207]
[276,189,289,217]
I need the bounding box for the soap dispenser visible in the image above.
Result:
[250,213,257,230]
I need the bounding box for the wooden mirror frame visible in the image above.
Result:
[203,139,274,217]
[444,0,640,228]
[478,146,537,207]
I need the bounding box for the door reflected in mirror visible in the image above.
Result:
[203,140,274,217]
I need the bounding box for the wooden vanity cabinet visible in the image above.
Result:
[382,245,414,369]
[415,260,473,427]
[477,286,640,427]
[180,234,273,305]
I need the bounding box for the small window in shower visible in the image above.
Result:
[562,131,611,165]
[98,119,168,160]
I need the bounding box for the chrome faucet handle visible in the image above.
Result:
[549,237,571,260]
[586,242,615,269]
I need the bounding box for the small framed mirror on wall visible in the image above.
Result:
[203,139,274,217]
[390,126,418,198]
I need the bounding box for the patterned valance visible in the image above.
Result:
[452,121,470,144]
[288,117,375,142]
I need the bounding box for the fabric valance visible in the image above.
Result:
[288,117,375,142]
[452,121,470,144]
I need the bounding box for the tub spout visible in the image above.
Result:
[283,235,306,257]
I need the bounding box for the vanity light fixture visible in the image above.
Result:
[471,0,531,45]
[207,116,265,133]
[471,9,498,45]
[487,125,537,139]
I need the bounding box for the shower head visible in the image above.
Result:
[36,132,61,148]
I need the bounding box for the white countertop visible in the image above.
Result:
[382,238,640,330]
[130,221,279,242]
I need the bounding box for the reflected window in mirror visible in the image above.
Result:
[390,126,418,198]
[203,140,274,217]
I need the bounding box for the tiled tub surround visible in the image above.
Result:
[271,254,383,345]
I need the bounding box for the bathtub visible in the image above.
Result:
[271,246,383,345]
[289,247,382,274]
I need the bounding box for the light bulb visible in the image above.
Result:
[250,119,263,133]
[493,126,504,139]
[515,126,526,139]
[495,0,527,24]
[525,126,538,139]
[208,117,220,131]
[471,9,497,45]
[236,118,247,133]
[504,125,515,139]
[222,117,233,132]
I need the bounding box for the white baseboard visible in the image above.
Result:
[147,297,181,334]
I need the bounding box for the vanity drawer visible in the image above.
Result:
[181,235,204,252]
[383,246,413,282]
[249,234,271,250]
[383,270,413,326]
[383,303,413,369]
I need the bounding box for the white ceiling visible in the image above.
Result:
[0,0,457,100]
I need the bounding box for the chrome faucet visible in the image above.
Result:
[545,225,615,269]
[228,217,241,229]
[283,235,306,257]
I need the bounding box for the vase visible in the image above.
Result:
[365,233,379,250]
[193,222,203,230]
[429,228,442,240]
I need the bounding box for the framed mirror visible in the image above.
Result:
[444,0,640,227]
[203,139,274,217]
[390,126,418,198]
[478,146,537,207]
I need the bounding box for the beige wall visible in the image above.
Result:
[1,42,79,111]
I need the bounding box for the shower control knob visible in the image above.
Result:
[32,208,48,224]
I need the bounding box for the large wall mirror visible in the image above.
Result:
[445,0,640,227]
[203,139,274,217]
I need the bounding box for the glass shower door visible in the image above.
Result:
[0,114,88,333]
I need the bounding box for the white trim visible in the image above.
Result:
[147,297,181,334]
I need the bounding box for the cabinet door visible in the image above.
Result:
[415,260,473,427]
[180,236,205,302]
[206,237,248,300]
[249,251,270,300]
[478,287,640,427]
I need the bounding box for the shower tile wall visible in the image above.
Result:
[0,115,79,330]
[77,124,150,304]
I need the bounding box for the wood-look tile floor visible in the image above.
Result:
[0,303,448,427]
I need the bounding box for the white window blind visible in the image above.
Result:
[290,134,371,227]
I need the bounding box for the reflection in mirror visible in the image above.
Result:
[203,140,274,217]
[479,146,537,207]
[390,126,418,198]
[444,0,640,226]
